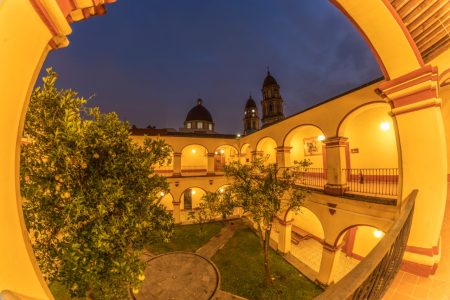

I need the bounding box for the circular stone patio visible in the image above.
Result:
[136,252,220,300]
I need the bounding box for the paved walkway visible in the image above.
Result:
[136,252,219,300]
[138,221,247,300]
[196,221,243,259]
[383,184,450,300]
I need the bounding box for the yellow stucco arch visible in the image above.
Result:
[255,136,277,165]
[0,0,447,297]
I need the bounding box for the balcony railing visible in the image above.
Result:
[180,166,207,176]
[344,168,399,197]
[154,165,174,177]
[315,189,417,300]
[294,168,327,189]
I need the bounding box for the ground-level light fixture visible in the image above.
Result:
[379,121,390,131]
[373,229,384,238]
[317,135,326,142]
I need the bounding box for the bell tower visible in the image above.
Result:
[243,95,259,135]
[261,71,284,126]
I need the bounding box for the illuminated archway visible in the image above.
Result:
[288,207,325,273]
[240,143,252,164]
[333,225,385,282]
[180,144,208,176]
[256,137,277,165]
[283,125,325,168]
[158,192,174,211]
[179,187,206,211]
[214,145,238,173]
[338,103,399,197]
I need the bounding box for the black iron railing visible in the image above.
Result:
[294,168,327,188]
[315,189,417,300]
[344,168,399,196]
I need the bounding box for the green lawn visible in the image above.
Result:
[211,227,323,300]
[147,222,225,255]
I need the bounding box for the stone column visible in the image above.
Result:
[378,65,447,276]
[324,137,349,195]
[316,244,340,286]
[277,218,292,254]
[207,153,215,176]
[276,146,291,169]
[173,152,181,177]
[172,202,181,224]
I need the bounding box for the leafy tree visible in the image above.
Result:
[204,159,311,286]
[187,202,215,235]
[20,69,174,299]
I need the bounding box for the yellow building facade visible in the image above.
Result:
[0,0,449,298]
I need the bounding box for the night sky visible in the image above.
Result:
[40,1,381,134]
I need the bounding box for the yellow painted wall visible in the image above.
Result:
[159,193,174,210]
[256,137,277,164]
[343,106,397,169]
[292,208,325,240]
[285,126,324,167]
[352,226,383,258]
[240,143,252,164]
[438,69,450,175]
[0,0,58,298]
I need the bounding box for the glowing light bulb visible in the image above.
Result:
[379,122,390,131]
[191,190,196,195]
[215,151,218,155]
[220,149,225,154]
[374,230,383,238]
[317,135,325,142]
[219,188,224,193]
[192,149,197,154]
[236,133,241,138]
[160,192,165,197]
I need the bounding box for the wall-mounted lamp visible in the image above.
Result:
[317,135,325,142]
[379,122,390,132]
[373,229,384,238]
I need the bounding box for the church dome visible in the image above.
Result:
[245,96,257,109]
[185,98,213,122]
[263,71,278,87]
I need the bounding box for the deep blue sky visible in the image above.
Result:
[40,1,381,134]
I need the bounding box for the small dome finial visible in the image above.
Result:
[267,65,270,75]
[197,98,203,105]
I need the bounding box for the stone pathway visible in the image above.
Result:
[196,221,244,259]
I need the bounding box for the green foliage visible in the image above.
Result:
[187,202,215,235]
[212,227,323,299]
[204,158,311,285]
[20,69,174,299]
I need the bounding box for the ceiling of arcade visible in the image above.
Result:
[389,0,450,62]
